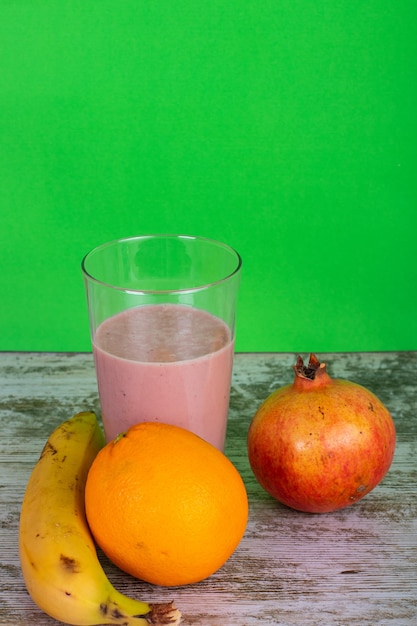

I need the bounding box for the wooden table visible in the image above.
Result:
[1,351,416,625]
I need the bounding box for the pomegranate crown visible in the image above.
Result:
[293,354,330,387]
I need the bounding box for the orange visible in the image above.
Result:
[85,422,248,586]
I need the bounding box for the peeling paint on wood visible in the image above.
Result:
[1,351,416,625]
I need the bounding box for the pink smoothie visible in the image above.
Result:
[93,304,234,449]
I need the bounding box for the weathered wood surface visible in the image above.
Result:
[0,351,416,625]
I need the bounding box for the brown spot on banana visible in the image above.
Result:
[60,554,81,573]
[40,441,57,458]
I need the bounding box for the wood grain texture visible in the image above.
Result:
[1,351,416,625]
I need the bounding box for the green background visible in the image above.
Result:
[1,1,416,353]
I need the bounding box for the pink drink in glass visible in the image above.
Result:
[93,303,234,449]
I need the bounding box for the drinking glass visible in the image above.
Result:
[82,234,242,450]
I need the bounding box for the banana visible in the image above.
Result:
[19,411,181,626]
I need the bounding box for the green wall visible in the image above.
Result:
[1,1,416,353]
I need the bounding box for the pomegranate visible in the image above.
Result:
[247,354,396,513]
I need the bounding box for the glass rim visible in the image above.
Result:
[81,233,242,295]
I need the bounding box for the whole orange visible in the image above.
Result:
[85,422,248,586]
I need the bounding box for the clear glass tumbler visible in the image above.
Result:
[82,234,242,450]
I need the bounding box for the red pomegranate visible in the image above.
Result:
[247,354,396,513]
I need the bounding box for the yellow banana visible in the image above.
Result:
[19,411,181,626]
